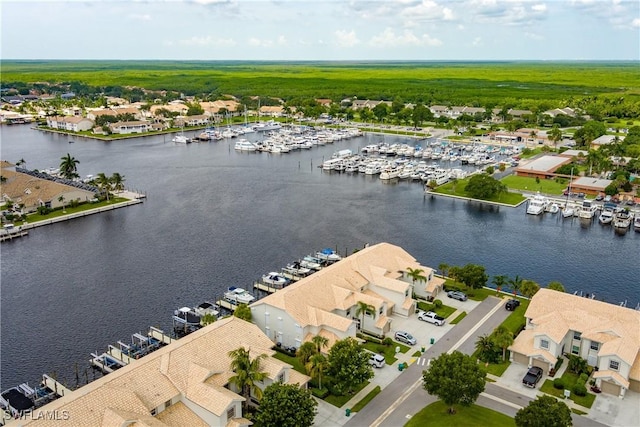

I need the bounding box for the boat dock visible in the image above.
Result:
[0,225,28,242]
[41,374,71,397]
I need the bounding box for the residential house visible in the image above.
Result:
[109,121,152,134]
[543,107,577,118]
[429,105,450,118]
[0,161,96,212]
[509,289,640,398]
[450,106,485,119]
[251,243,442,350]
[22,317,309,427]
[350,100,389,110]
[86,108,120,121]
[45,116,94,132]
[259,106,285,117]
[183,115,211,127]
[591,135,625,149]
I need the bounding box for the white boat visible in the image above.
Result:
[379,165,401,180]
[545,203,559,214]
[282,261,312,277]
[299,257,322,271]
[634,215,640,232]
[613,210,632,229]
[562,207,574,218]
[172,134,190,144]
[526,193,548,215]
[261,272,288,287]
[234,139,257,151]
[598,207,615,224]
[194,301,220,318]
[315,248,341,263]
[173,306,202,328]
[224,287,255,305]
[253,120,281,132]
[578,200,597,219]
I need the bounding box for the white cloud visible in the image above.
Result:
[632,18,640,27]
[472,36,482,46]
[369,28,442,47]
[400,0,455,22]
[178,36,236,47]
[468,0,548,25]
[248,37,274,47]
[524,31,544,40]
[128,14,151,21]
[531,4,546,12]
[334,30,360,47]
[569,0,639,29]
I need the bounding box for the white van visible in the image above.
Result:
[369,353,385,368]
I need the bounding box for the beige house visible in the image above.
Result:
[22,317,309,426]
[251,243,441,348]
[1,162,96,212]
[509,289,640,398]
[108,121,152,134]
[45,116,94,132]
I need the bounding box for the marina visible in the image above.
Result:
[1,123,638,396]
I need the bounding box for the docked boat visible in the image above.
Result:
[613,210,632,229]
[299,257,322,271]
[173,306,202,328]
[234,139,257,151]
[194,301,220,318]
[578,200,598,219]
[224,287,255,305]
[634,215,640,232]
[261,272,289,287]
[526,193,548,215]
[172,134,190,144]
[282,261,312,277]
[562,206,575,218]
[545,203,559,214]
[598,207,615,225]
[253,120,281,132]
[1,384,36,419]
[315,248,342,263]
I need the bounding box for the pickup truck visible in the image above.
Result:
[417,310,445,326]
[522,367,543,388]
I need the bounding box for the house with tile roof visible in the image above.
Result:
[45,116,94,132]
[250,243,443,349]
[1,162,96,213]
[509,289,640,398]
[22,317,309,426]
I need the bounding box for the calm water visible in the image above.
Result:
[1,124,638,389]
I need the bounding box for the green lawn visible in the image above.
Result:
[325,380,370,408]
[24,197,129,223]
[350,386,381,412]
[443,281,496,301]
[416,301,457,318]
[539,372,597,409]
[433,179,526,206]
[519,147,544,158]
[450,312,467,324]
[500,298,530,336]
[500,175,568,195]
[361,342,399,365]
[405,401,515,427]
[481,359,511,377]
[271,351,306,375]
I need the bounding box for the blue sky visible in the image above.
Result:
[2,0,639,60]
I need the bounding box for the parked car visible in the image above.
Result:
[505,299,521,311]
[369,353,385,368]
[417,310,445,326]
[522,367,544,388]
[394,331,417,346]
[447,290,467,301]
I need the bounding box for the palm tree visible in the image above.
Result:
[491,325,514,361]
[355,301,374,331]
[438,263,449,278]
[492,275,508,295]
[296,342,317,366]
[548,125,562,148]
[95,173,112,201]
[547,281,565,292]
[305,353,329,389]
[475,334,496,363]
[508,275,523,297]
[59,153,79,179]
[311,335,329,354]
[405,267,427,295]
[228,347,267,413]
[110,172,125,192]
[58,195,66,213]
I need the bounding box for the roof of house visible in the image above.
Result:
[571,176,613,190]
[515,155,571,173]
[24,317,307,426]
[520,289,640,379]
[251,243,424,333]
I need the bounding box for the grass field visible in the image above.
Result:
[23,197,128,224]
[432,178,526,206]
[350,385,381,412]
[540,372,596,409]
[501,175,569,195]
[405,400,515,427]
[3,61,639,106]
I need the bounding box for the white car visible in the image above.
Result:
[417,310,445,326]
[369,353,385,368]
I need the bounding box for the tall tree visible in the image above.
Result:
[355,301,374,331]
[475,334,499,364]
[491,325,514,361]
[520,280,541,299]
[311,335,329,354]
[492,275,508,294]
[438,263,450,278]
[296,342,318,366]
[406,267,427,291]
[508,275,523,297]
[95,173,112,201]
[59,153,80,180]
[110,172,125,192]
[515,395,572,427]
[233,303,252,322]
[548,125,562,148]
[547,281,565,292]
[306,353,329,389]
[327,337,373,395]
[464,174,507,200]
[256,382,317,427]
[422,351,486,414]
[228,347,267,414]
[454,264,488,289]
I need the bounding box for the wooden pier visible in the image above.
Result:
[148,326,175,345]
[0,228,28,242]
[253,281,285,294]
[41,374,71,397]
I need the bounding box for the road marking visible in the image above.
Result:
[480,392,523,410]
[370,298,505,427]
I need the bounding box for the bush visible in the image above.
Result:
[433,299,443,309]
[311,387,329,398]
[573,382,587,397]
[553,378,565,389]
[554,358,564,371]
[579,373,589,383]
[382,337,393,347]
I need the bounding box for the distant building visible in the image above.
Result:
[108,121,152,134]
[46,116,94,132]
[514,155,572,179]
[569,177,613,196]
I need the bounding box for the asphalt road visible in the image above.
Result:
[344,296,608,427]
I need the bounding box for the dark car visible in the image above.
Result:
[505,299,521,311]
[522,367,544,388]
